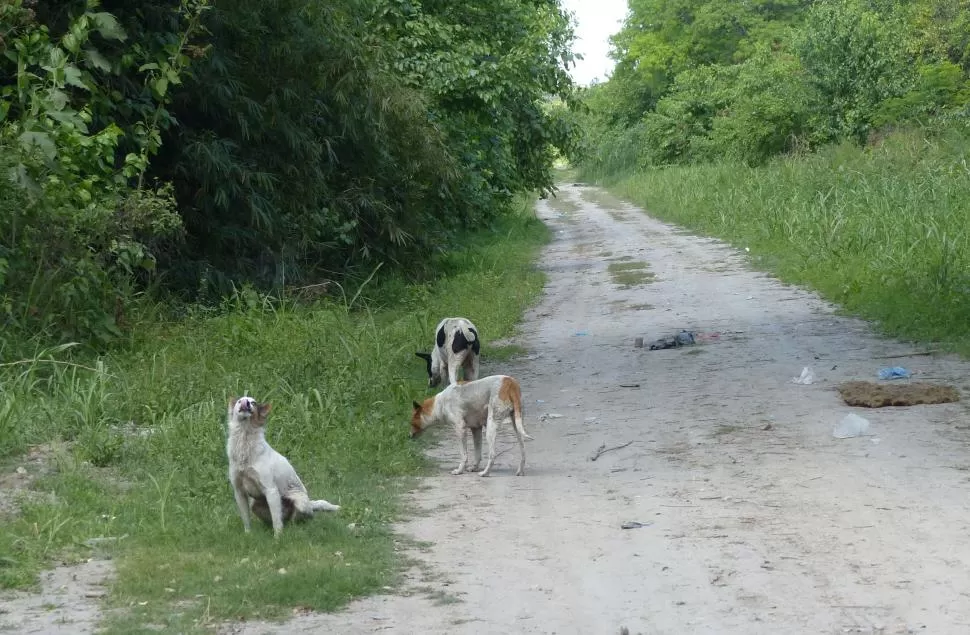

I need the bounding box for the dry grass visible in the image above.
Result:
[837,381,961,408]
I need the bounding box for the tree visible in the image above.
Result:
[607,0,809,122]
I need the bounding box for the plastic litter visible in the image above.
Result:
[791,366,815,385]
[649,330,696,350]
[878,366,911,380]
[833,413,870,439]
[620,521,653,530]
[538,413,564,422]
[574,331,588,336]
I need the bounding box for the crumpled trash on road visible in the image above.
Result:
[648,329,695,350]
[620,521,652,530]
[538,413,564,422]
[878,366,911,380]
[791,366,815,385]
[833,413,870,439]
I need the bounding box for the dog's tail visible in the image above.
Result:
[310,499,340,512]
[506,377,534,441]
[451,320,481,355]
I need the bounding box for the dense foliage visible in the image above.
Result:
[576,0,970,174]
[0,0,578,352]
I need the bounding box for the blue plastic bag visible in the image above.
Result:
[877,366,911,380]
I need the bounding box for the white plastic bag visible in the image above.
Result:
[833,413,870,439]
[791,366,815,385]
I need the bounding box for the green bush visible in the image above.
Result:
[874,61,970,126]
[632,50,816,167]
[793,0,914,142]
[0,1,197,352]
[704,51,817,164]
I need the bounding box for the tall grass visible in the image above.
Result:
[0,197,548,631]
[583,126,970,350]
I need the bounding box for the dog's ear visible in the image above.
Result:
[256,402,272,419]
[412,400,422,411]
[415,351,433,379]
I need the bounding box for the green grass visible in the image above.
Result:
[586,126,970,352]
[482,343,529,362]
[0,197,549,632]
[607,260,655,288]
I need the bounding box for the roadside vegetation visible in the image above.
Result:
[0,197,548,630]
[0,0,570,629]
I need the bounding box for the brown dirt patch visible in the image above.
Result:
[837,381,961,408]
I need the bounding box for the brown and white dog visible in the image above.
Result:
[226,396,339,537]
[410,375,533,476]
[415,317,480,387]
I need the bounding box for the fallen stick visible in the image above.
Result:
[589,441,633,461]
[876,350,939,359]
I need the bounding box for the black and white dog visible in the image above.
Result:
[415,317,480,387]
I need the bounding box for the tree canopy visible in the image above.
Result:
[575,0,970,173]
[0,0,579,350]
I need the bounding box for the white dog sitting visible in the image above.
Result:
[415,317,481,387]
[226,396,339,537]
[410,375,533,476]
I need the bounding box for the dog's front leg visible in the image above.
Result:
[451,426,469,475]
[232,483,252,532]
[468,427,483,472]
[430,355,443,387]
[264,487,285,537]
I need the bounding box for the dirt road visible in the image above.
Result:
[231,183,970,634]
[11,184,970,634]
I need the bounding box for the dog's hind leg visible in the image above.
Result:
[447,352,464,385]
[465,353,480,382]
[252,495,296,525]
[288,492,317,520]
[480,410,499,477]
[468,427,483,472]
[451,425,469,475]
[510,392,529,475]
[511,411,527,476]
[262,486,285,537]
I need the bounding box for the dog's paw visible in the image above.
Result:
[515,469,524,476]
[450,468,465,475]
[478,470,490,477]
